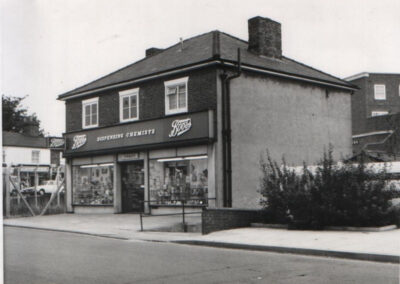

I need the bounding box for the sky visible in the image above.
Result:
[1,0,399,136]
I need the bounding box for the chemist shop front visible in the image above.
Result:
[64,111,215,214]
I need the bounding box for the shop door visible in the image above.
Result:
[121,161,145,213]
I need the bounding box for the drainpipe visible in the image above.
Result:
[220,48,242,207]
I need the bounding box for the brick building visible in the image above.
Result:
[345,73,400,160]
[59,16,356,213]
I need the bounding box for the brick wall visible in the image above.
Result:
[65,67,217,133]
[202,208,263,234]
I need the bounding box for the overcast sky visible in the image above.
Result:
[1,0,399,136]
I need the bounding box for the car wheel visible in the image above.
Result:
[39,189,45,196]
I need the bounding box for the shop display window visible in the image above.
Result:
[149,156,208,205]
[73,164,114,205]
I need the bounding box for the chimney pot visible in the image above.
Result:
[248,16,282,59]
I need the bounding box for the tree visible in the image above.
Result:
[2,95,44,136]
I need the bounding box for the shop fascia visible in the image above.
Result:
[64,110,213,155]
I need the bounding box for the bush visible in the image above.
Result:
[259,150,394,229]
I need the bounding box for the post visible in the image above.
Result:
[182,200,187,232]
[56,166,60,207]
[34,166,38,209]
[17,168,21,205]
[140,213,143,232]
[5,168,11,217]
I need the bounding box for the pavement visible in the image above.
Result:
[3,213,400,263]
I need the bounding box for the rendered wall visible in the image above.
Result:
[229,73,353,208]
[3,146,51,165]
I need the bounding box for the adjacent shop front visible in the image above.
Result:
[64,110,215,214]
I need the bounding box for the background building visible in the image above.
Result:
[2,131,65,185]
[59,16,355,212]
[345,73,400,160]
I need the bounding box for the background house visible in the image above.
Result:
[2,131,65,186]
[345,73,400,160]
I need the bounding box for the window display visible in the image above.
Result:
[73,164,114,205]
[149,156,208,205]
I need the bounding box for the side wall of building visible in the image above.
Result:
[228,73,353,208]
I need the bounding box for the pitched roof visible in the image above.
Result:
[2,131,47,148]
[59,31,355,100]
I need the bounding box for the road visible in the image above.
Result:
[4,227,399,284]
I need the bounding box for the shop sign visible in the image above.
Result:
[97,129,156,142]
[118,153,140,162]
[19,166,49,173]
[169,118,192,137]
[72,134,87,149]
[65,111,212,155]
[48,137,65,149]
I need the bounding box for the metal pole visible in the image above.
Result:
[140,213,143,232]
[17,168,21,205]
[34,166,38,209]
[182,200,187,232]
[5,168,11,217]
[56,166,60,207]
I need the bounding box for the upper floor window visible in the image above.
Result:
[119,88,139,122]
[374,84,386,100]
[82,97,98,128]
[371,110,389,117]
[32,150,40,164]
[164,77,188,115]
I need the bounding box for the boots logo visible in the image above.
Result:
[169,118,192,137]
[71,134,87,150]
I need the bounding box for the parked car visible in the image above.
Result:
[21,180,64,196]
[36,180,65,195]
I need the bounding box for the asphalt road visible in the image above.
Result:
[4,227,400,284]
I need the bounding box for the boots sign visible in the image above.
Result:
[64,111,213,156]
[169,118,192,137]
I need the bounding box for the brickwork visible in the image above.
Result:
[248,16,282,58]
[65,67,217,133]
[202,208,263,234]
[350,73,400,135]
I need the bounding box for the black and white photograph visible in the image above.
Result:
[1,0,400,283]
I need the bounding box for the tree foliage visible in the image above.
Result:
[2,95,44,136]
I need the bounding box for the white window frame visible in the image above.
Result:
[32,150,40,164]
[82,97,99,129]
[119,88,139,122]
[164,77,188,115]
[371,110,389,117]
[374,84,386,100]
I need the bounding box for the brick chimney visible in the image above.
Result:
[145,47,164,57]
[248,16,282,59]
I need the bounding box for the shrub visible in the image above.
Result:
[259,149,394,229]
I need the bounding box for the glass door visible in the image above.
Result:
[121,161,144,213]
